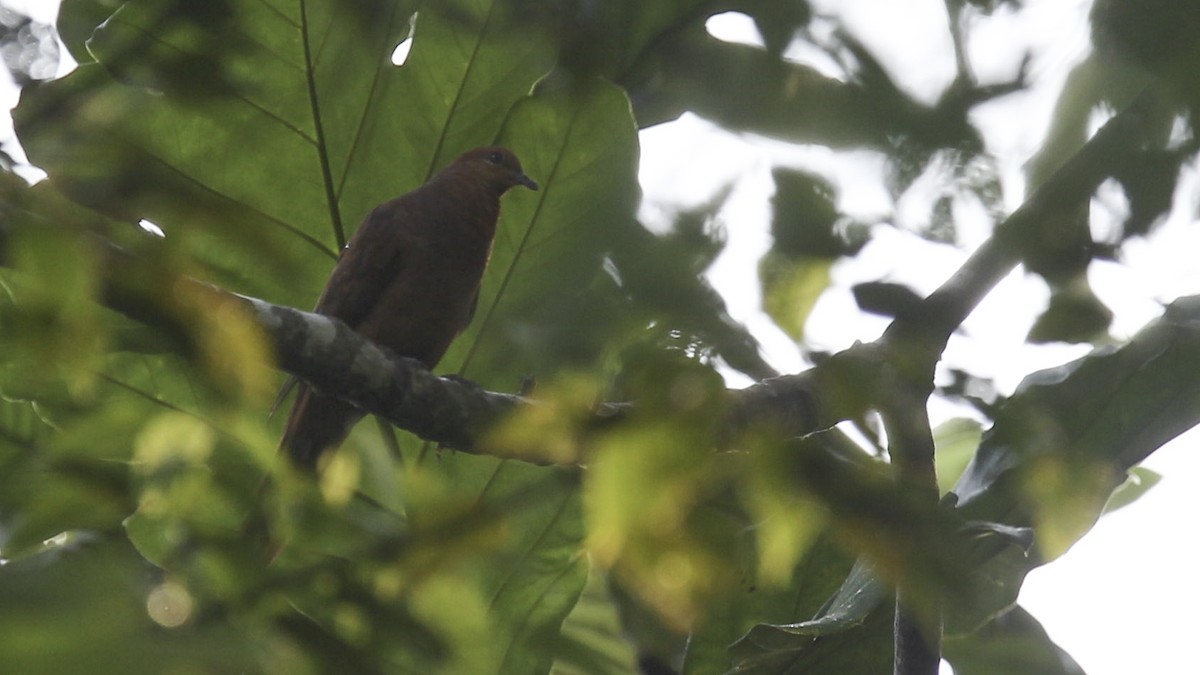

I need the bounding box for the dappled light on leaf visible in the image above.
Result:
[1101,465,1162,514]
[0,536,265,673]
[145,579,195,629]
[760,254,831,341]
[741,434,830,586]
[584,422,738,629]
[480,372,602,464]
[933,418,982,495]
[0,223,106,404]
[133,411,215,470]
[1022,456,1121,560]
[583,350,734,629]
[317,447,361,507]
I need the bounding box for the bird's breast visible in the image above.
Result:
[357,228,492,368]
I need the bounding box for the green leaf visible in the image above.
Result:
[683,534,855,675]
[550,568,640,675]
[759,253,830,342]
[55,0,122,65]
[451,75,642,381]
[555,0,713,79]
[941,521,1034,635]
[1026,282,1114,345]
[405,459,589,675]
[726,561,892,675]
[1103,466,1162,514]
[956,295,1200,559]
[612,212,776,381]
[720,517,1037,672]
[945,605,1085,675]
[0,534,268,675]
[16,0,556,307]
[0,402,143,556]
[769,168,866,259]
[0,221,107,403]
[935,418,983,495]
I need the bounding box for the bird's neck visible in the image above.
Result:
[428,172,503,235]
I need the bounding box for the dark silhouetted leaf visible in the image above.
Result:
[945,605,1085,675]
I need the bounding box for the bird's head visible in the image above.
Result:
[448,146,539,194]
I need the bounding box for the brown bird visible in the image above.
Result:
[279,146,538,469]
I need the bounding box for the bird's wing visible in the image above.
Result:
[313,200,409,327]
[270,200,411,413]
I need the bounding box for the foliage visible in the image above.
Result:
[1,0,1198,674]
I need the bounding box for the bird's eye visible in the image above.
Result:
[487,151,503,165]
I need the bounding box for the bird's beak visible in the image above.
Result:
[517,173,539,191]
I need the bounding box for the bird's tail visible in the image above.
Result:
[279,384,364,470]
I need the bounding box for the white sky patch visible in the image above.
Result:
[1090,178,1131,243]
[1089,259,1166,339]
[0,0,59,23]
[1021,428,1200,675]
[137,219,165,237]
[809,0,957,104]
[704,12,764,48]
[783,17,852,81]
[637,113,760,231]
[391,37,413,66]
[753,137,894,220]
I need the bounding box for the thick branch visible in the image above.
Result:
[89,240,815,455]
[244,295,533,450]
[241,293,809,455]
[881,383,941,675]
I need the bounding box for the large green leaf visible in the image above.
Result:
[450,75,642,381]
[550,568,641,675]
[944,605,1085,675]
[726,561,893,674]
[0,534,274,675]
[395,457,588,675]
[9,3,592,671]
[15,0,555,307]
[956,295,1200,556]
[683,533,855,675]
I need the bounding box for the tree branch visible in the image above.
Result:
[876,85,1158,675]
[880,375,941,675]
[900,86,1160,351]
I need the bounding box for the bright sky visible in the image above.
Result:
[4,0,1198,672]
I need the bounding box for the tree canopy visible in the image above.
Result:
[1,1,1197,674]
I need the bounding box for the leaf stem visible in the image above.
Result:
[299,0,347,250]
